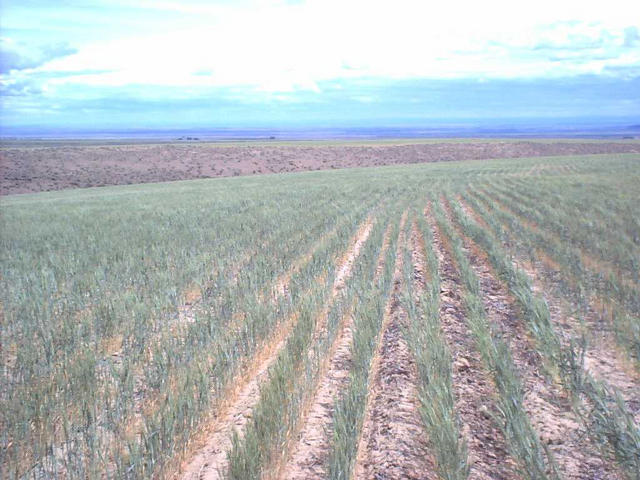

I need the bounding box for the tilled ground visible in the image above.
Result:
[5,151,638,479]
[457,196,640,424]
[178,201,638,480]
[353,213,437,480]
[461,236,619,479]
[281,223,392,480]
[448,199,627,479]
[3,141,640,194]
[180,217,374,480]
[426,211,518,480]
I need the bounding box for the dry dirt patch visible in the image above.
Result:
[3,141,640,195]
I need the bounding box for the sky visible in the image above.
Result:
[1,0,639,132]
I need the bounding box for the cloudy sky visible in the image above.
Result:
[1,0,639,131]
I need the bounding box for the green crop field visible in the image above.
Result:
[1,153,639,479]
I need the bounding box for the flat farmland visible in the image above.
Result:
[1,153,639,479]
[2,139,640,195]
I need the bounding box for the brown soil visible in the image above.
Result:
[280,221,391,480]
[374,223,394,283]
[279,303,356,480]
[332,220,374,295]
[534,259,640,424]
[298,217,374,347]
[424,207,519,479]
[178,311,299,480]
[3,141,640,195]
[179,217,374,480]
[459,196,640,422]
[447,198,622,479]
[410,219,429,288]
[353,211,438,480]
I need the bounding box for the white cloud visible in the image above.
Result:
[6,0,640,93]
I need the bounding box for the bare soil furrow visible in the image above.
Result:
[178,312,298,480]
[124,223,356,455]
[353,211,437,480]
[279,303,356,480]
[410,219,429,290]
[310,218,374,345]
[273,213,375,301]
[530,258,640,423]
[281,221,392,480]
[467,188,637,319]
[460,195,640,420]
[447,198,623,480]
[333,219,375,296]
[374,223,394,283]
[424,206,518,480]
[179,216,375,480]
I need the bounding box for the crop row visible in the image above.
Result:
[2,153,639,478]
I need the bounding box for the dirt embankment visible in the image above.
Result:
[2,141,640,195]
